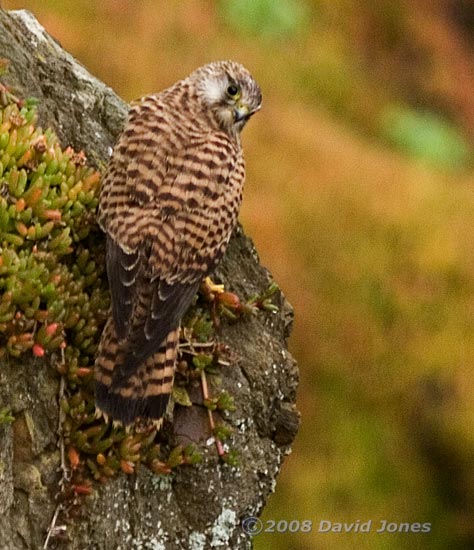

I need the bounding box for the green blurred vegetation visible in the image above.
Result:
[4,0,474,548]
[219,0,310,38]
[380,105,470,169]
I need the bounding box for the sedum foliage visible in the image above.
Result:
[0,98,108,363]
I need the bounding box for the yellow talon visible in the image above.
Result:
[204,276,225,294]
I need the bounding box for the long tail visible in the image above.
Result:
[94,317,178,427]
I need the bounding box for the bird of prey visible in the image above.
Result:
[94,60,262,427]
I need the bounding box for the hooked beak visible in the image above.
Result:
[233,104,250,123]
[235,101,261,123]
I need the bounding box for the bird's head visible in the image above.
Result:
[194,60,262,134]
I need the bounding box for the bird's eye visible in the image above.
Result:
[226,84,240,98]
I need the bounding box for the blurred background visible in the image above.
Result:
[4,1,474,548]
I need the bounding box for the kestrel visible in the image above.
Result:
[94,61,262,427]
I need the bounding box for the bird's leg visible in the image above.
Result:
[201,276,225,327]
[200,368,225,457]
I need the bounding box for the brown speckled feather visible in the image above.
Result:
[95,61,262,426]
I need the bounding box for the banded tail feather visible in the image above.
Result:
[94,317,178,427]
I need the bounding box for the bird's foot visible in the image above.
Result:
[202,276,225,296]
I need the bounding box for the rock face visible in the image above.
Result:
[0,9,299,550]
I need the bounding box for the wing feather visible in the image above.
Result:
[105,237,140,340]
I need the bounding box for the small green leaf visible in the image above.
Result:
[0,407,14,424]
[192,353,213,371]
[172,386,192,407]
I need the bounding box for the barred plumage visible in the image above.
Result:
[95,61,262,427]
